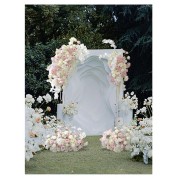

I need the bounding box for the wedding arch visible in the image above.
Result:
[47,38,132,135]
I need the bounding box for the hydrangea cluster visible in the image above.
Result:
[130,96,152,164]
[100,126,132,152]
[130,117,152,164]
[44,124,88,152]
[25,93,60,161]
[62,102,78,117]
[47,37,88,99]
[122,91,138,110]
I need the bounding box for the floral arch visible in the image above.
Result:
[47,38,132,135]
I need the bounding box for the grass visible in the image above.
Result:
[25,136,152,174]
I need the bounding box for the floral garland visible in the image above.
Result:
[47,38,130,99]
[101,39,131,87]
[47,37,88,99]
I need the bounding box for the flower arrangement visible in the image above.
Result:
[121,91,138,110]
[44,124,88,152]
[25,105,46,161]
[130,117,152,164]
[101,39,131,86]
[25,93,60,161]
[100,126,132,152]
[47,37,88,99]
[130,96,152,164]
[25,94,35,107]
[101,96,152,164]
[25,94,87,161]
[134,96,152,119]
[62,102,78,117]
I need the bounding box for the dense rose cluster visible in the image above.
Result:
[44,125,88,152]
[47,37,88,99]
[108,52,131,85]
[100,126,132,152]
[100,39,131,86]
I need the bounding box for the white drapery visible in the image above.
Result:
[57,50,132,135]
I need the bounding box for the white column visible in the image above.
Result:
[57,104,63,120]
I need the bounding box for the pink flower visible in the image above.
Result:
[121,71,127,77]
[117,56,124,63]
[65,139,70,143]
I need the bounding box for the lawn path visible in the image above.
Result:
[25,136,152,174]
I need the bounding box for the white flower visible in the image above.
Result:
[37,96,43,103]
[131,136,139,144]
[127,56,130,60]
[140,107,147,113]
[77,128,82,131]
[54,93,59,99]
[25,94,35,106]
[102,39,117,49]
[43,93,52,103]
[69,37,77,45]
[26,94,34,100]
[131,91,134,95]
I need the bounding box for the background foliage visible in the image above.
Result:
[25,5,152,110]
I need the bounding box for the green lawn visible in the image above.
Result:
[25,136,152,174]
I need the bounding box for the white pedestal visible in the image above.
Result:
[116,103,133,127]
[57,104,63,120]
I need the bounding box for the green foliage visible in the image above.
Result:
[25,40,66,98]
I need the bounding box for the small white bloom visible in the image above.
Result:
[43,93,52,103]
[130,91,134,95]
[37,96,43,103]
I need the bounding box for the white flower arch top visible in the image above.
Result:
[47,37,130,99]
